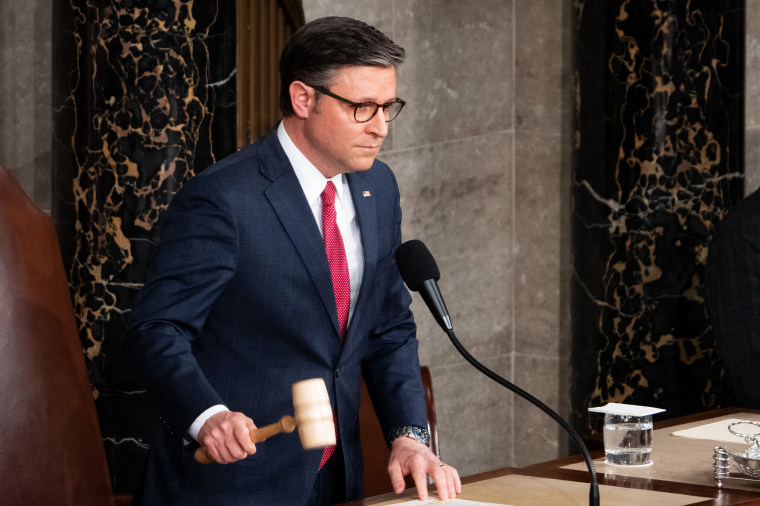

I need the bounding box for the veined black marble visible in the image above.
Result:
[571,0,744,433]
[52,0,236,492]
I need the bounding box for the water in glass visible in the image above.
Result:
[603,414,653,465]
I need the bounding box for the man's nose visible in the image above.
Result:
[365,110,389,137]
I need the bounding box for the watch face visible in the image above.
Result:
[411,426,429,445]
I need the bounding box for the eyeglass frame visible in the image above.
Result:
[308,84,406,123]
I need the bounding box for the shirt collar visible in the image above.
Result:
[277,122,348,207]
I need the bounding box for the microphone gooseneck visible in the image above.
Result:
[395,240,600,506]
[442,327,599,506]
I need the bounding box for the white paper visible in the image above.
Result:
[588,403,666,416]
[671,418,760,444]
[394,500,509,506]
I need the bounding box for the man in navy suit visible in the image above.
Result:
[123,16,460,505]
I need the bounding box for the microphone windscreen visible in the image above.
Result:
[394,240,441,291]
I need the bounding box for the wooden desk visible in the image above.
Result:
[524,407,760,503]
[350,469,735,505]
[345,408,760,505]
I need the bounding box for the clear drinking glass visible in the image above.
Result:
[603,413,653,465]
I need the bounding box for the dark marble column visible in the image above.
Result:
[571,0,744,433]
[52,0,235,492]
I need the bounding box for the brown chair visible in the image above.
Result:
[0,164,131,505]
[359,366,440,496]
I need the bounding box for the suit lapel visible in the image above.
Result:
[343,171,378,345]
[258,133,342,339]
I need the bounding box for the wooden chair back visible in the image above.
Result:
[0,164,128,505]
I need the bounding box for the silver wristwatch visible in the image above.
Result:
[386,425,430,448]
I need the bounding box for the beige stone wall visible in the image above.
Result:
[304,0,574,476]
[747,0,760,196]
[0,0,52,213]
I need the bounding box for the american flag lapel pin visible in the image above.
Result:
[362,190,371,197]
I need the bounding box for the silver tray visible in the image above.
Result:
[713,420,760,487]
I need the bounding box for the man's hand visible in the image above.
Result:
[387,436,462,501]
[197,411,257,464]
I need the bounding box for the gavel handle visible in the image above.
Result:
[193,415,296,464]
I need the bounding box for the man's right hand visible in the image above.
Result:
[197,411,257,464]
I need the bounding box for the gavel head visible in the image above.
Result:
[292,378,337,450]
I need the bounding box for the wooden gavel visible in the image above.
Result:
[194,378,336,464]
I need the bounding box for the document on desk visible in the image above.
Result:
[393,500,509,506]
[670,418,757,444]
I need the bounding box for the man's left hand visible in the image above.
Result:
[387,436,462,501]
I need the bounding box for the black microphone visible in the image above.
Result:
[395,239,600,506]
[393,240,452,331]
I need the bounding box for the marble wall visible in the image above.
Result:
[50,1,236,492]
[570,0,743,433]
[304,0,574,474]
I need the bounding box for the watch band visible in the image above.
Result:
[386,425,431,448]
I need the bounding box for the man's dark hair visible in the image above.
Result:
[279,16,406,117]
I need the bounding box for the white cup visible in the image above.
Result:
[603,413,653,465]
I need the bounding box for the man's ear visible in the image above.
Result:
[289,81,314,119]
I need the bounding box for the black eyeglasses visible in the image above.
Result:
[309,85,406,123]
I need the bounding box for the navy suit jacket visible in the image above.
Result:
[123,128,427,505]
[705,188,760,409]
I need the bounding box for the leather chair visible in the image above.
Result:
[359,366,439,496]
[0,164,131,505]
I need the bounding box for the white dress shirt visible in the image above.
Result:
[188,122,365,441]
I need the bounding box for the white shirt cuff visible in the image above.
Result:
[187,404,229,441]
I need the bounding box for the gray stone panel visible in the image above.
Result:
[431,358,513,476]
[381,133,513,368]
[513,354,572,466]
[747,0,760,195]
[393,0,513,148]
[0,0,52,212]
[514,130,565,358]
